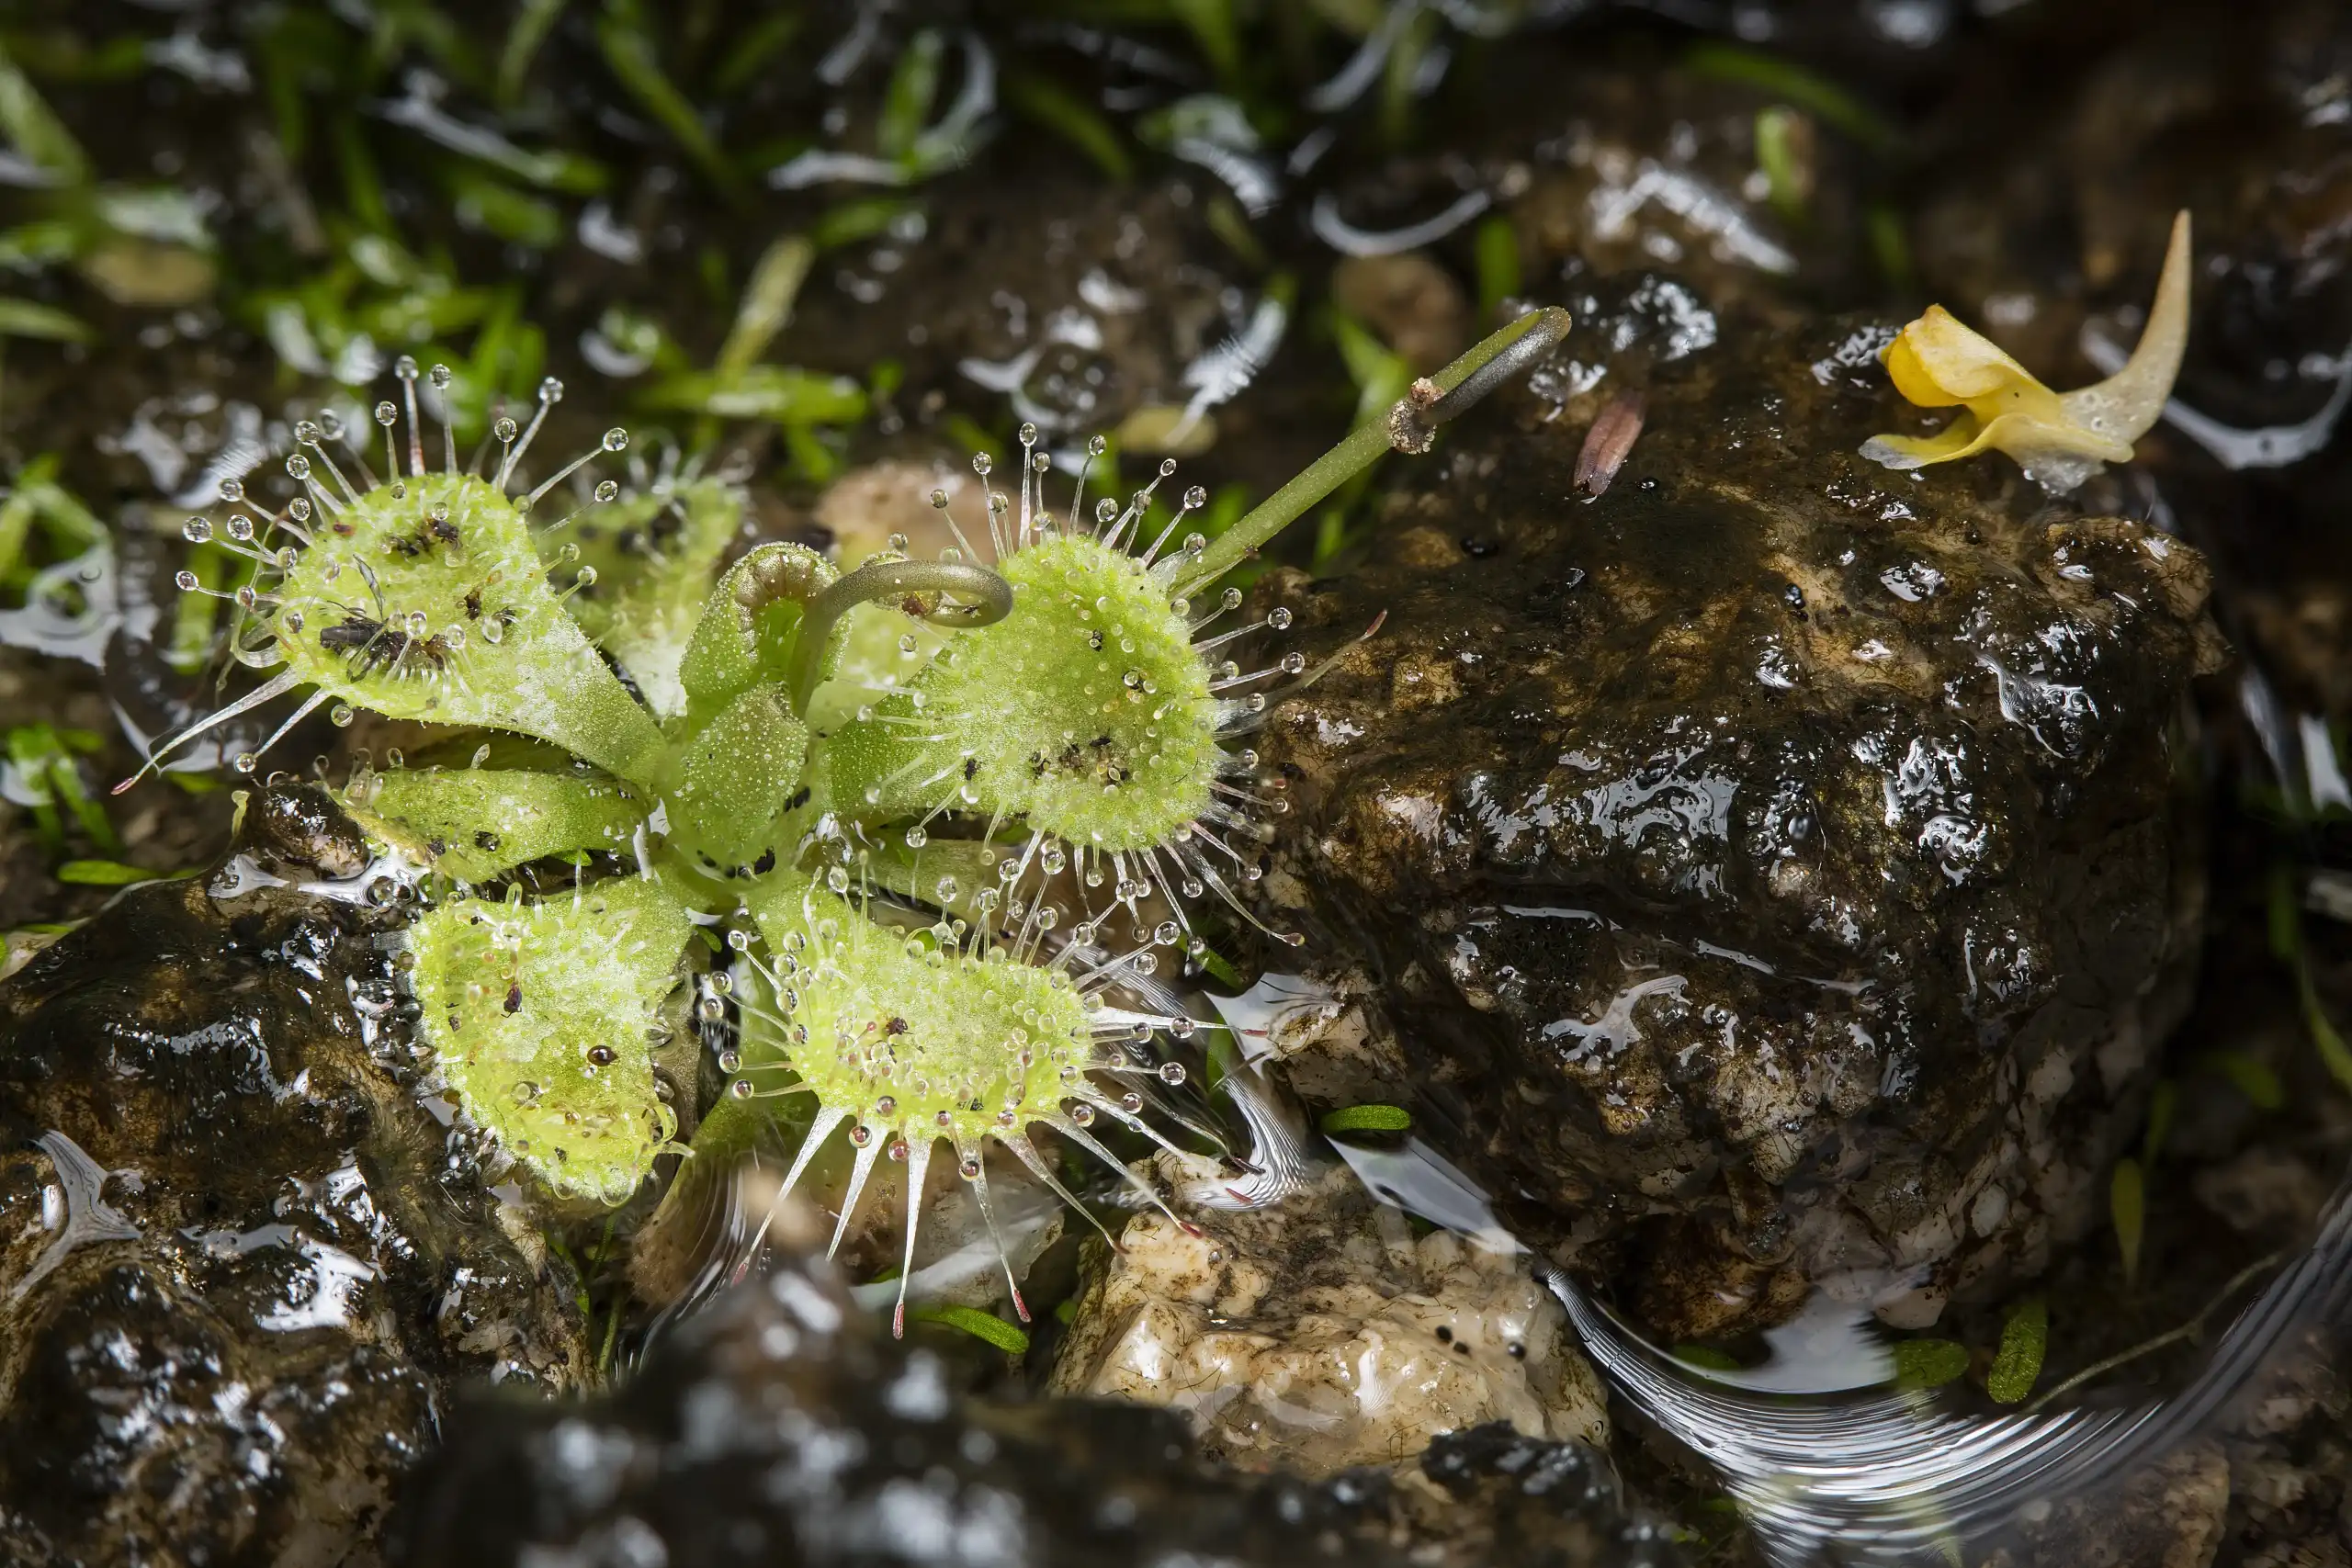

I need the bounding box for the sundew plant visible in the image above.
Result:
[125,313,1567,1334]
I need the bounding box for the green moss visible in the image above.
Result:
[1986,1298,2048,1404]
[1892,1337,1969,1391]
[906,1303,1030,1355]
[1318,1102,1412,1135]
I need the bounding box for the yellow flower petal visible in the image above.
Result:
[1860,209,2192,492]
[1973,409,2133,468]
[1883,306,2041,408]
[1857,414,1996,470]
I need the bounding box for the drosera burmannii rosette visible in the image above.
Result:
[113,310,1573,1332]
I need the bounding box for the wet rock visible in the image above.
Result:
[1257,280,2223,1338]
[243,780,373,880]
[1051,1164,1608,1475]
[0,786,589,1565]
[1418,1423,1683,1568]
[390,1215,1677,1568]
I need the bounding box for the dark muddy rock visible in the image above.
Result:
[1502,68,1869,317]
[242,780,374,881]
[1419,1423,1683,1568]
[0,787,589,1566]
[1256,279,2224,1339]
[390,1219,1679,1568]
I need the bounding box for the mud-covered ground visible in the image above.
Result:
[2,1,2350,1564]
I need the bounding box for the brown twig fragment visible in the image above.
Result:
[1575,389,1646,498]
